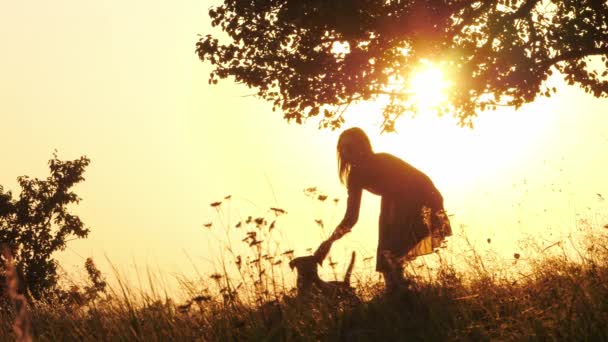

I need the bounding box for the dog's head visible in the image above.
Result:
[289,255,320,293]
[288,255,319,273]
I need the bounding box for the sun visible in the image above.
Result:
[408,61,450,111]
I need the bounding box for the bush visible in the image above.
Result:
[0,153,90,299]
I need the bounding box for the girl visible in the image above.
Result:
[314,127,452,293]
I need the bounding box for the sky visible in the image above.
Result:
[1,1,607,294]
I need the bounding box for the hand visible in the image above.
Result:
[313,239,333,264]
[313,225,351,264]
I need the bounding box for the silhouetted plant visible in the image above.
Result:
[0,153,91,299]
[83,257,107,301]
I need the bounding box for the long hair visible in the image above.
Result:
[337,127,373,185]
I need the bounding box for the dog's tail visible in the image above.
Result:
[343,251,356,285]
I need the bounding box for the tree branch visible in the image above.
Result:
[546,47,608,67]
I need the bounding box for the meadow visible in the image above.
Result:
[2,193,608,341]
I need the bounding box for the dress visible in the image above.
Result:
[339,153,452,272]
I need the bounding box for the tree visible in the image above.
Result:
[196,0,608,131]
[0,154,91,299]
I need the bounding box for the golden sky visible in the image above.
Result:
[1,1,607,292]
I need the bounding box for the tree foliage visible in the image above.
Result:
[197,0,608,130]
[0,154,91,299]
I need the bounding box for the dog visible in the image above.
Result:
[289,251,358,303]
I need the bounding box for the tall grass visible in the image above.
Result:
[1,246,32,342]
[2,194,608,341]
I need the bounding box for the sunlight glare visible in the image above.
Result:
[409,62,450,111]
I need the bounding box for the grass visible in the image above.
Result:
[2,194,608,341]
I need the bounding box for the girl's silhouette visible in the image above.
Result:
[314,127,452,293]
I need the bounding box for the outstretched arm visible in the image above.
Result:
[314,184,362,262]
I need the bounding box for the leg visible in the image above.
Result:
[380,252,405,294]
[382,271,398,294]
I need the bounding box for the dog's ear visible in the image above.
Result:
[288,259,296,270]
